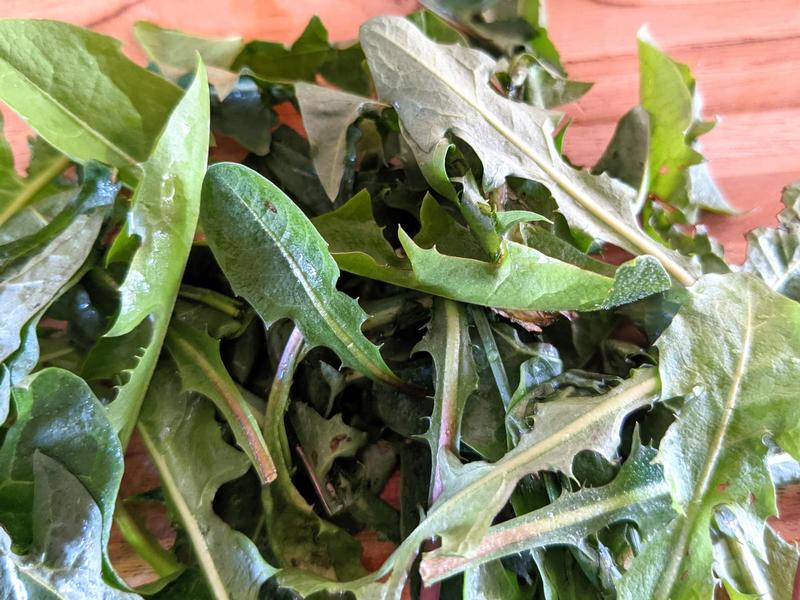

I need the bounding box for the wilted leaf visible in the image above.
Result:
[296,82,385,200]
[291,402,367,483]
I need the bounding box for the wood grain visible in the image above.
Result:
[4,0,800,589]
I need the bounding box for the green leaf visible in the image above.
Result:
[313,189,408,268]
[407,9,469,45]
[290,402,367,483]
[638,33,735,218]
[0,118,73,230]
[0,452,135,599]
[0,164,117,275]
[103,62,209,444]
[0,368,124,584]
[413,193,487,261]
[164,319,276,484]
[638,34,701,205]
[463,561,523,600]
[0,20,181,167]
[233,17,331,83]
[399,230,671,311]
[521,226,616,277]
[315,190,670,310]
[416,298,478,501]
[360,16,697,285]
[594,106,650,192]
[134,21,243,98]
[715,510,799,600]
[0,204,101,363]
[138,366,276,600]
[620,273,800,599]
[743,182,800,301]
[498,52,592,109]
[295,82,384,200]
[320,42,373,96]
[419,441,673,582]
[200,162,403,389]
[236,21,373,92]
[210,77,274,155]
[419,368,658,558]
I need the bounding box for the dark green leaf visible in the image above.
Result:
[594,106,650,192]
[211,77,274,155]
[0,452,135,599]
[0,368,123,582]
[233,17,330,82]
[201,162,404,389]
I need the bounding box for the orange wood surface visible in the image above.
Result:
[3,0,800,588]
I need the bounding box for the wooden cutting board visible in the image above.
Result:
[3,0,799,588]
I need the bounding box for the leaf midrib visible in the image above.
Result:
[655,296,755,600]
[429,299,466,503]
[372,25,695,285]
[0,155,71,228]
[167,328,276,484]
[231,184,394,385]
[422,475,670,582]
[138,423,231,600]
